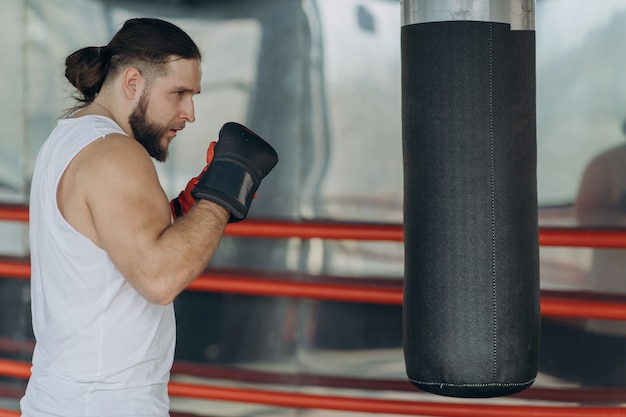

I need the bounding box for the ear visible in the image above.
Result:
[122,67,144,100]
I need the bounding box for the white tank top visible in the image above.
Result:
[21,115,175,417]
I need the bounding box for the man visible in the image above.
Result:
[20,18,277,416]
[555,118,626,387]
[575,118,626,336]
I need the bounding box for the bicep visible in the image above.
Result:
[575,157,612,224]
[85,138,171,284]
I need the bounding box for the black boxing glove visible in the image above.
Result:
[191,122,278,222]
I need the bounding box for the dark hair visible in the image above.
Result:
[64,18,201,109]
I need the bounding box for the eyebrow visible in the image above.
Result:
[173,86,201,94]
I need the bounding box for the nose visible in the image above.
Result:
[181,98,195,123]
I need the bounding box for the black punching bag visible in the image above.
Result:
[401,1,540,398]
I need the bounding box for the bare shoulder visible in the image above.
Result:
[75,133,166,208]
[580,144,626,189]
[70,132,171,249]
[81,133,156,178]
[85,132,169,214]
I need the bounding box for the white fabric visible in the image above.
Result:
[21,115,175,417]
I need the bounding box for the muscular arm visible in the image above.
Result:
[575,154,621,227]
[60,134,229,305]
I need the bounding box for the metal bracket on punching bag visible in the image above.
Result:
[401,0,540,398]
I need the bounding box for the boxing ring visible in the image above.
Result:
[0,204,625,416]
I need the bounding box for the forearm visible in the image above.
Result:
[131,199,229,305]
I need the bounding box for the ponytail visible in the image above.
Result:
[64,45,110,105]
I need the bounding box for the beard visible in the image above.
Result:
[129,92,170,162]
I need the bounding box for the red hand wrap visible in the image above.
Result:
[170,142,215,220]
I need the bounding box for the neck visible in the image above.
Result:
[76,98,133,138]
[90,101,114,118]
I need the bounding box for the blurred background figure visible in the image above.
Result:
[576,118,626,315]
[542,118,626,387]
[576,119,626,228]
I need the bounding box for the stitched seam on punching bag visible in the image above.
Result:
[488,23,497,382]
[409,377,536,389]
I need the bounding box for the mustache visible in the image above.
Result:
[169,123,186,131]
